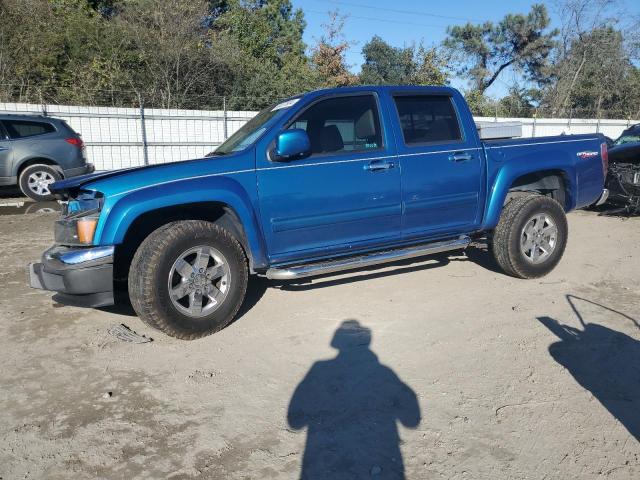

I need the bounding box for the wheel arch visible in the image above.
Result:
[505,170,571,210]
[15,157,63,178]
[112,202,256,283]
[483,167,575,230]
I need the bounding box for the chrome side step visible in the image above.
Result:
[265,236,471,280]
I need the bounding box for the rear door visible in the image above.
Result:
[256,92,402,264]
[0,123,12,180]
[390,93,483,239]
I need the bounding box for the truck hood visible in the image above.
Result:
[50,166,151,194]
[609,142,640,164]
[50,153,253,198]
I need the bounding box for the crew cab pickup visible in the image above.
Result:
[28,86,608,340]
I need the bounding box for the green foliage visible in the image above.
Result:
[359,36,448,86]
[309,11,357,88]
[0,0,316,109]
[0,0,638,118]
[360,35,415,85]
[543,27,640,117]
[445,3,557,93]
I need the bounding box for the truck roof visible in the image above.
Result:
[301,85,459,99]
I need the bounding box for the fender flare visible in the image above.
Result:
[482,159,576,230]
[95,175,269,270]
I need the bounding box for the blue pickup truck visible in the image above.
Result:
[28,86,608,339]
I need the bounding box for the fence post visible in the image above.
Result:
[138,94,149,166]
[532,111,537,138]
[223,96,228,140]
[567,108,572,133]
[39,89,47,117]
[596,117,601,133]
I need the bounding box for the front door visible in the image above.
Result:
[256,93,402,265]
[390,94,483,239]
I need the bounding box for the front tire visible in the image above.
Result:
[128,220,248,340]
[19,164,61,201]
[491,194,568,279]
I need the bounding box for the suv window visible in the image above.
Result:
[289,94,383,155]
[3,120,55,139]
[394,95,462,145]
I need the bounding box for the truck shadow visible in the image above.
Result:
[288,319,421,479]
[276,242,500,292]
[537,295,640,441]
[102,244,496,321]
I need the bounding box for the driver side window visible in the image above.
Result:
[289,94,383,156]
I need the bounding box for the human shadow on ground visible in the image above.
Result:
[287,320,421,479]
[537,295,640,441]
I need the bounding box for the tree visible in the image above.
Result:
[359,36,414,85]
[542,0,640,117]
[411,46,449,86]
[210,0,318,108]
[498,86,540,117]
[212,0,306,67]
[545,27,638,117]
[444,4,557,94]
[310,10,357,87]
[359,36,448,86]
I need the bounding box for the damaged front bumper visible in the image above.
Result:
[28,245,115,308]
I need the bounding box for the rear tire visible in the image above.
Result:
[128,220,248,340]
[491,194,568,279]
[19,164,61,201]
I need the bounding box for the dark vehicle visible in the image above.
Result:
[613,123,640,146]
[604,142,640,214]
[28,86,607,340]
[0,114,94,201]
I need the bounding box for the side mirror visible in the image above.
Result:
[272,129,311,162]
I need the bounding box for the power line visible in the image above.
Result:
[305,9,450,29]
[320,0,482,23]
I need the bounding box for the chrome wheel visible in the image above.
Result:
[27,171,56,196]
[520,213,558,264]
[167,245,231,318]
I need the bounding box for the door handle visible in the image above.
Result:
[364,160,395,172]
[0,146,8,152]
[448,152,473,162]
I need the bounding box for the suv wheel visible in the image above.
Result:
[491,194,568,279]
[19,164,61,201]
[128,220,249,340]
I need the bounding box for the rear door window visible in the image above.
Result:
[3,120,56,139]
[393,95,462,145]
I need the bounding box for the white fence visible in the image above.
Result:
[474,116,638,140]
[0,102,637,171]
[0,102,257,171]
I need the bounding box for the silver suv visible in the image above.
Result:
[0,114,94,201]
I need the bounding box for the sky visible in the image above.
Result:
[290,0,640,98]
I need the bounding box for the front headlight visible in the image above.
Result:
[55,191,104,245]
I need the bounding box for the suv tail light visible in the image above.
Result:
[600,142,609,178]
[65,137,84,148]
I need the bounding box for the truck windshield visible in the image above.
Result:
[212,98,298,155]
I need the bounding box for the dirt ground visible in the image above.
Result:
[0,199,639,480]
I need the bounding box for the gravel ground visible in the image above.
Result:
[0,201,638,479]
